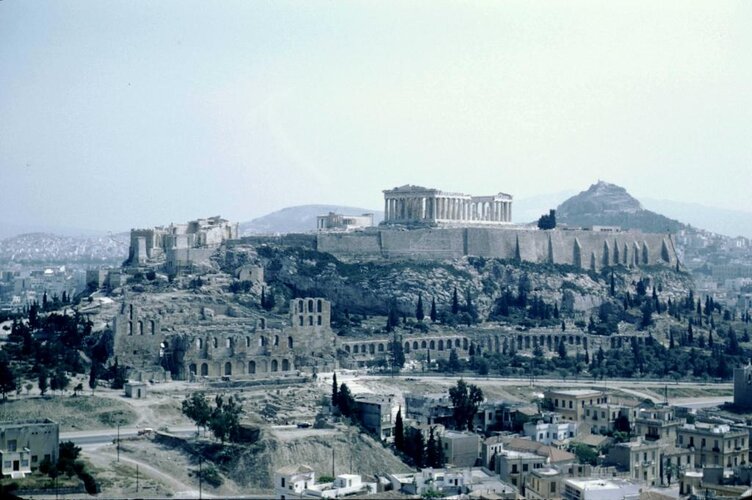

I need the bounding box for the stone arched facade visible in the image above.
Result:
[114,298,336,381]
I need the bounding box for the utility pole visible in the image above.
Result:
[136,464,139,492]
[199,455,203,500]
[117,424,120,462]
[332,445,335,478]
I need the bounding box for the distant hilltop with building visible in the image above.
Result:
[312,183,679,270]
[119,184,680,275]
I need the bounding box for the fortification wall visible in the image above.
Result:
[317,227,677,269]
[380,228,467,259]
[315,232,381,256]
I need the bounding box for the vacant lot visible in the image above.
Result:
[0,395,137,431]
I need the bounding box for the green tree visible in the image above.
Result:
[52,368,69,394]
[394,407,405,451]
[448,379,484,431]
[88,363,98,393]
[111,358,127,390]
[0,357,17,401]
[451,287,459,315]
[572,443,598,466]
[416,294,425,322]
[727,327,740,355]
[182,392,212,435]
[57,441,82,477]
[430,297,437,322]
[537,209,557,230]
[406,428,425,467]
[38,368,48,396]
[557,338,568,360]
[332,372,339,407]
[640,301,653,330]
[391,336,405,371]
[386,300,400,332]
[208,394,243,443]
[426,426,442,467]
[337,383,357,418]
[447,349,461,373]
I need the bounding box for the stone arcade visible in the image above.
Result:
[113,298,336,381]
[383,185,513,226]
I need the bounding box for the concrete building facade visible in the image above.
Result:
[545,389,608,422]
[676,423,748,468]
[0,419,59,478]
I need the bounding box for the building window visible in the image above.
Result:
[7,440,16,452]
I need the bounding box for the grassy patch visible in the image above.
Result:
[0,395,137,431]
[0,471,80,490]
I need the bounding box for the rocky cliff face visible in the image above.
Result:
[240,244,692,320]
[556,181,686,233]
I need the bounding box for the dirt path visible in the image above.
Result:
[86,447,212,498]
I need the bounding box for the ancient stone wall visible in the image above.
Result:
[113,298,337,381]
[337,329,652,368]
[317,228,678,269]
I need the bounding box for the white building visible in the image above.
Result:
[562,478,641,500]
[274,466,376,499]
[390,467,515,498]
[316,212,374,232]
[523,414,577,445]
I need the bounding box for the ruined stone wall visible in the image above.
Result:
[337,329,652,368]
[113,298,337,381]
[113,303,165,370]
[317,228,677,270]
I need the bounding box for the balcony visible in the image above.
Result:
[712,447,721,453]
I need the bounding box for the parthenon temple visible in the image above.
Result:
[383,185,513,225]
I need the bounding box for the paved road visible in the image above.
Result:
[61,426,197,447]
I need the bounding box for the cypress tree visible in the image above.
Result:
[708,330,714,348]
[451,287,459,315]
[332,372,339,407]
[416,294,425,322]
[426,426,439,468]
[394,407,405,451]
[430,297,437,322]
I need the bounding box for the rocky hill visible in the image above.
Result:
[0,232,129,264]
[556,181,686,234]
[239,205,383,235]
[221,242,693,323]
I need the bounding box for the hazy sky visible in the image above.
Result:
[1,1,750,232]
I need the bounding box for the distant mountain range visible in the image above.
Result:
[239,205,383,236]
[640,198,752,239]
